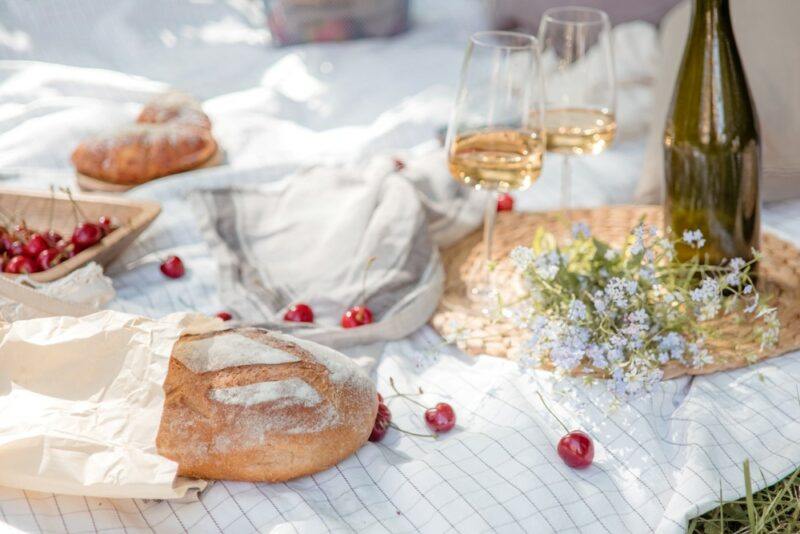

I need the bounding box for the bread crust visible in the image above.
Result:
[156,328,377,482]
[71,93,217,185]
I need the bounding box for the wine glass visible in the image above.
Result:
[538,6,616,212]
[446,31,545,300]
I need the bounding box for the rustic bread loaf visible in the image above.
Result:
[156,328,377,482]
[71,92,218,186]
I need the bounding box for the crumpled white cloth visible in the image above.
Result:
[189,159,448,348]
[2,1,799,533]
[0,263,115,322]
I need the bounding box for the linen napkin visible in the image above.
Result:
[191,150,484,348]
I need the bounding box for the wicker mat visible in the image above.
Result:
[431,205,800,380]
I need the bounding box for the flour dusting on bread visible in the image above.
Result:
[209,377,321,408]
[271,331,373,389]
[174,331,299,373]
[157,328,378,482]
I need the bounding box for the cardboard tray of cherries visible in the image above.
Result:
[0,188,160,282]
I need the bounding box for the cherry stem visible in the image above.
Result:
[383,392,423,400]
[388,422,437,439]
[536,391,570,434]
[389,377,429,410]
[60,187,89,223]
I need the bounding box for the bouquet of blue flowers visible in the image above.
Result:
[503,222,780,399]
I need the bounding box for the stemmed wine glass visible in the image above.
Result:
[446,31,545,300]
[538,7,616,212]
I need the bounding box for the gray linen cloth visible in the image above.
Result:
[191,150,483,348]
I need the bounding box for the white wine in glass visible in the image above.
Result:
[446,31,545,300]
[542,107,616,155]
[539,7,616,209]
[448,129,545,192]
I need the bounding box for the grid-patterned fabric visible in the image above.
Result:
[1,324,800,533]
[1,1,799,532]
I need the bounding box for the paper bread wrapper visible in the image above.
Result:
[0,310,223,499]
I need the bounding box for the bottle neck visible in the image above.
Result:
[695,0,728,10]
[690,0,732,31]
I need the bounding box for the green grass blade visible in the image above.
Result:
[755,466,800,531]
[744,459,757,532]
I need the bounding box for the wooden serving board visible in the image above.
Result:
[0,188,161,282]
[76,148,224,193]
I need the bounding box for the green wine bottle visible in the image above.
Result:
[664,0,760,265]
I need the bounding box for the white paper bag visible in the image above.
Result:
[0,310,223,499]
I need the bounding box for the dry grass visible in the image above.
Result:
[688,460,800,533]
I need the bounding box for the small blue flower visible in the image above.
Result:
[571,221,591,239]
[682,229,706,248]
[567,299,588,321]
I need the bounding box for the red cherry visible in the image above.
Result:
[497,193,514,212]
[23,233,49,258]
[424,402,456,433]
[284,303,314,323]
[160,255,185,279]
[557,430,594,469]
[369,398,391,442]
[216,311,232,321]
[341,305,373,328]
[71,222,102,252]
[98,216,115,235]
[7,240,24,257]
[44,230,63,247]
[4,255,37,274]
[37,248,65,271]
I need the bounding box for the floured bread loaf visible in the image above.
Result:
[156,328,377,482]
[71,92,218,187]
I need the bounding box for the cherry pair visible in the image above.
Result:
[369,380,457,442]
[282,303,374,329]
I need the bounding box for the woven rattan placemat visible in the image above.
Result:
[431,205,800,379]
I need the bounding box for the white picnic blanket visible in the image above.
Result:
[1,1,800,533]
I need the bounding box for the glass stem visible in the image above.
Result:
[561,154,572,213]
[483,191,497,288]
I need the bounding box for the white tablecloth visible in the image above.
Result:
[1,1,800,533]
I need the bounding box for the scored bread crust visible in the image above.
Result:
[156,328,378,483]
[71,92,217,185]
